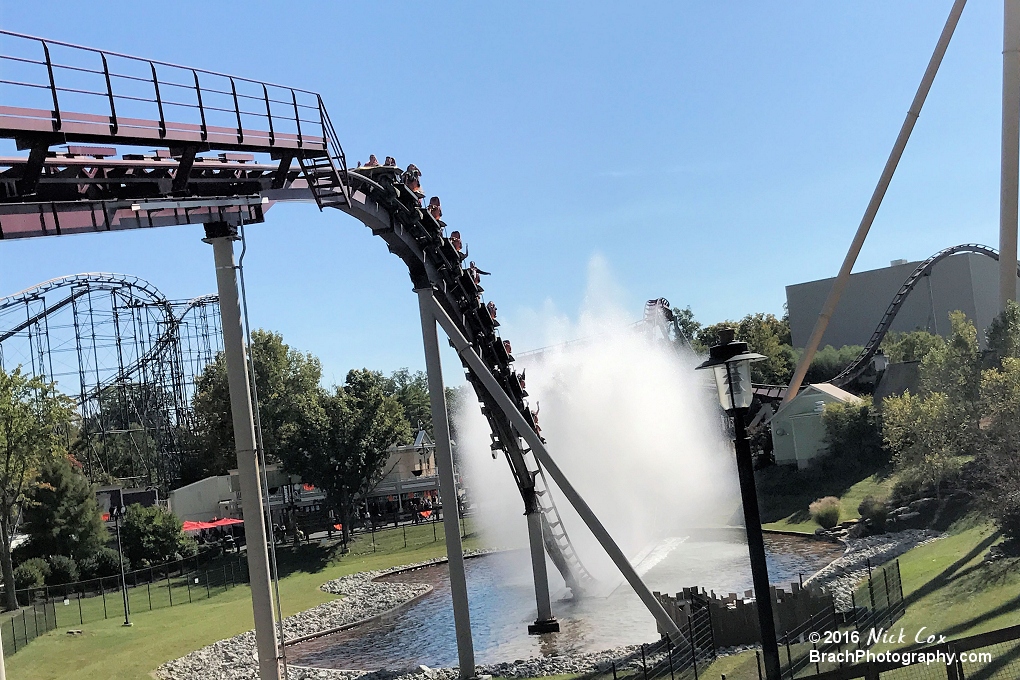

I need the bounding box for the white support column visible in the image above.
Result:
[205,222,282,680]
[784,0,967,404]
[1003,0,1020,310]
[526,510,558,634]
[0,622,7,680]
[415,288,477,680]
[421,292,684,644]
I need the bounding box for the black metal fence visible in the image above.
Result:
[340,508,467,556]
[779,560,906,678]
[0,549,249,656]
[0,599,56,657]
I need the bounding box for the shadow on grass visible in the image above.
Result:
[271,543,340,578]
[902,530,1001,608]
[939,591,1020,639]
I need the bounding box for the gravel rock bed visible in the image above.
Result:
[805,529,943,610]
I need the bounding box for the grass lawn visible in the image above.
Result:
[6,521,484,680]
[870,516,1019,650]
[762,472,896,534]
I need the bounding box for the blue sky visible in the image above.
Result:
[0,1,1005,386]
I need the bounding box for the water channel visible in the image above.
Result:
[288,532,843,670]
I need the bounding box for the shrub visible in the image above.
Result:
[79,547,129,580]
[994,491,1020,543]
[13,562,45,590]
[18,557,51,579]
[46,554,80,585]
[822,397,888,470]
[809,496,841,529]
[858,495,888,531]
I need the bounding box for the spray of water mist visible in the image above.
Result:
[455,255,741,590]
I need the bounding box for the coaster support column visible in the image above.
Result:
[416,287,476,680]
[1002,0,1020,310]
[204,221,281,680]
[526,500,558,634]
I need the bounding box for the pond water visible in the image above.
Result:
[288,533,843,671]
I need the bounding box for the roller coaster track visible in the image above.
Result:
[0,30,594,594]
[334,167,595,593]
[75,293,219,413]
[0,274,213,400]
[0,273,171,315]
[830,243,1018,386]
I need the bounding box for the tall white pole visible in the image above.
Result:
[0,620,6,680]
[204,222,282,680]
[415,288,476,680]
[1002,0,1020,310]
[784,0,968,404]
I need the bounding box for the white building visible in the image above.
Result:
[770,383,861,469]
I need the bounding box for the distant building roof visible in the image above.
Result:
[809,383,862,402]
[772,382,861,420]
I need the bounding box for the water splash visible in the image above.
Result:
[455,255,741,591]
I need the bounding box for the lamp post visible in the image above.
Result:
[110,504,132,627]
[696,328,781,680]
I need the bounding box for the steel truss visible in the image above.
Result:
[0,273,221,490]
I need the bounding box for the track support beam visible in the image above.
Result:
[526,506,559,634]
[421,291,684,644]
[1003,0,1020,310]
[204,222,282,680]
[783,0,967,404]
[416,288,477,680]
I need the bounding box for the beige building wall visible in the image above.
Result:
[786,252,1017,350]
[168,475,233,521]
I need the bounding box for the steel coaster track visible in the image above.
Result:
[830,243,1018,386]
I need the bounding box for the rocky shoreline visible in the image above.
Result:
[805,529,944,610]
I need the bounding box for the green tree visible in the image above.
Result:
[881,313,982,498]
[381,369,431,441]
[880,330,943,364]
[986,300,1020,362]
[0,367,76,610]
[120,504,195,567]
[698,314,794,384]
[285,369,410,545]
[670,306,702,349]
[190,330,322,480]
[975,357,1020,541]
[920,312,981,397]
[20,454,106,563]
[882,390,962,498]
